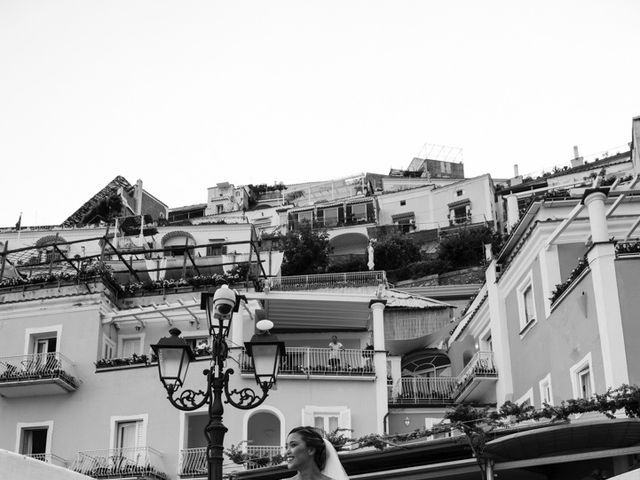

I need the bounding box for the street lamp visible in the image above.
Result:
[151,285,284,480]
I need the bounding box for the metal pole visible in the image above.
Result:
[205,371,228,480]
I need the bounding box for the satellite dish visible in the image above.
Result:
[256,319,274,331]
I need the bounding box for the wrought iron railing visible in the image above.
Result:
[25,453,67,467]
[72,447,167,480]
[245,445,284,470]
[390,376,457,405]
[178,447,207,477]
[390,352,497,405]
[267,271,386,291]
[0,352,78,387]
[241,347,375,376]
[455,351,497,393]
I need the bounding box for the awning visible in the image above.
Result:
[161,230,196,246]
[401,348,451,372]
[485,417,640,461]
[35,235,67,248]
[392,212,415,222]
[447,199,471,209]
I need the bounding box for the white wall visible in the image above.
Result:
[0,449,92,480]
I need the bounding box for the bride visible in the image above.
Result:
[285,427,349,480]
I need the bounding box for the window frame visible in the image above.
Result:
[24,325,62,356]
[517,272,538,337]
[302,406,351,437]
[102,336,116,360]
[569,352,595,399]
[117,334,145,358]
[16,421,54,457]
[109,414,148,450]
[538,373,553,406]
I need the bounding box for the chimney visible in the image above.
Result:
[136,179,143,216]
[513,164,519,177]
[571,145,584,168]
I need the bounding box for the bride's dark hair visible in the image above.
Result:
[288,426,326,470]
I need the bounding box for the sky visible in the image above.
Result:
[1,0,639,227]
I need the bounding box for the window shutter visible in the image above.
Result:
[338,408,351,433]
[302,407,314,426]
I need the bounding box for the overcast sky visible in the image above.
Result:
[1,0,639,227]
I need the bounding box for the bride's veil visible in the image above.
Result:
[321,438,349,480]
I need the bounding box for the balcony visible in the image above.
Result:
[241,347,375,378]
[453,351,498,403]
[267,270,386,291]
[72,447,167,480]
[389,352,497,406]
[0,352,79,397]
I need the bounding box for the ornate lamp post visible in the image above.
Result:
[152,285,284,480]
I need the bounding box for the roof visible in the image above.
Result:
[167,203,207,213]
[62,176,167,227]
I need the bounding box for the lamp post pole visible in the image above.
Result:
[151,285,284,480]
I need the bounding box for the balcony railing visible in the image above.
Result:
[241,347,375,377]
[25,453,68,467]
[179,447,207,477]
[389,376,457,405]
[288,214,376,232]
[0,352,79,393]
[72,447,167,480]
[456,351,497,392]
[267,270,386,291]
[390,352,497,405]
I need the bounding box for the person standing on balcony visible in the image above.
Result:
[285,426,349,480]
[328,336,344,369]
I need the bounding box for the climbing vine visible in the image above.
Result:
[224,385,640,471]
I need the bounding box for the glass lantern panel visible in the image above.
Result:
[251,344,279,378]
[158,348,188,382]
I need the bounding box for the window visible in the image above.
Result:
[102,337,115,360]
[456,189,464,197]
[400,200,406,206]
[351,203,367,221]
[570,353,595,399]
[578,367,592,398]
[297,211,313,225]
[206,242,227,256]
[450,205,469,224]
[110,415,147,452]
[25,326,61,356]
[302,406,350,436]
[322,208,338,227]
[118,335,143,358]
[116,420,143,449]
[517,274,537,335]
[216,205,224,214]
[539,374,553,406]
[16,421,53,459]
